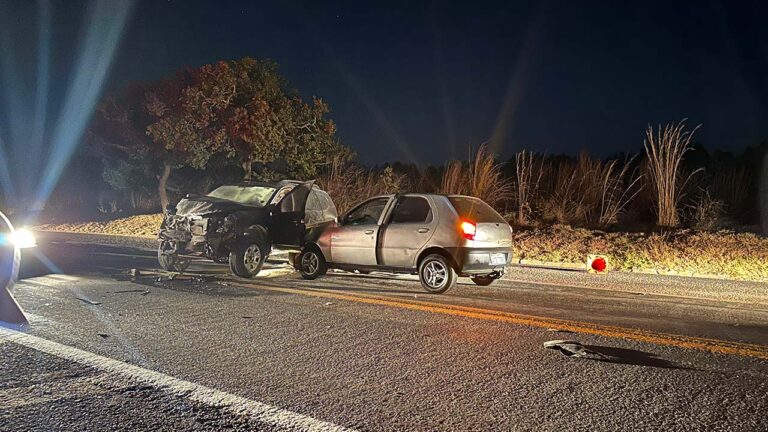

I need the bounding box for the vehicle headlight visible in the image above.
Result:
[7,228,36,249]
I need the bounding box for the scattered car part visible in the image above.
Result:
[544,340,606,359]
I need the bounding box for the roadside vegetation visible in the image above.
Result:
[8,56,766,282]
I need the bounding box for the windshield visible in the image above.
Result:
[206,185,276,206]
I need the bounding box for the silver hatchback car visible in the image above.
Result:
[296,193,514,293]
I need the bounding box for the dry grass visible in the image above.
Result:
[710,167,752,219]
[513,225,768,282]
[440,144,511,209]
[317,156,407,214]
[513,150,543,225]
[35,214,164,238]
[537,154,641,228]
[644,120,700,227]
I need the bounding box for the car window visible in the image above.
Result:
[448,196,507,223]
[343,198,389,226]
[390,196,432,224]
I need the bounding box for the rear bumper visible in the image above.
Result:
[447,246,513,276]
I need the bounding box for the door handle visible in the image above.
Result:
[364,229,375,235]
[417,228,430,233]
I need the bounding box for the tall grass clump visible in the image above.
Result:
[643,120,700,227]
[440,144,511,209]
[536,153,641,228]
[514,150,543,225]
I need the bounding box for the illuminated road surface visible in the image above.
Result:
[1,233,767,431]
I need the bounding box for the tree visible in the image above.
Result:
[92,57,350,210]
[208,58,351,180]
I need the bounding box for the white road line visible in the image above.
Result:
[0,328,355,432]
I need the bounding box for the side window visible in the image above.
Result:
[390,197,432,224]
[343,198,389,226]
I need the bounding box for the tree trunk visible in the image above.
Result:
[242,160,253,180]
[158,163,171,211]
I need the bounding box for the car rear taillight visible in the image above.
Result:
[460,220,476,240]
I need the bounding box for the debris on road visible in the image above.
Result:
[543,340,604,359]
[546,328,575,333]
[129,268,140,277]
[75,297,101,306]
[97,333,110,338]
[324,302,335,306]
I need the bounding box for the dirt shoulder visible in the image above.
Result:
[34,214,162,239]
[33,214,768,283]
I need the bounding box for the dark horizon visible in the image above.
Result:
[1,0,767,168]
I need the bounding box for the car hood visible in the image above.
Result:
[174,195,264,217]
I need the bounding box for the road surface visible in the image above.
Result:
[1,232,767,431]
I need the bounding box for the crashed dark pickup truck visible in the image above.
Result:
[158,180,337,278]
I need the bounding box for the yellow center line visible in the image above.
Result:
[243,282,768,360]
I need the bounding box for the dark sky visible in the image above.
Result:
[3,0,768,166]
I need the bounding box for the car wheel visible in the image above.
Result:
[471,275,496,286]
[418,253,457,294]
[229,240,266,278]
[298,248,327,280]
[157,242,190,272]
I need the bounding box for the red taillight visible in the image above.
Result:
[460,220,476,240]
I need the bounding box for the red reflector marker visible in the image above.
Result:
[460,220,476,240]
[588,256,607,272]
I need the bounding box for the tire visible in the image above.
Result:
[298,248,327,280]
[229,239,267,278]
[157,242,190,272]
[418,253,457,294]
[471,275,496,286]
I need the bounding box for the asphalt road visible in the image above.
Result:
[2,233,767,431]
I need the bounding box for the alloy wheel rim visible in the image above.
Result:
[302,252,319,274]
[243,244,262,273]
[423,260,447,289]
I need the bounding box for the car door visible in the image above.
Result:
[378,195,437,268]
[330,197,392,266]
[270,181,314,247]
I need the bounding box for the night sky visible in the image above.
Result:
[2,0,768,166]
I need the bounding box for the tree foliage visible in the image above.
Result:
[90,57,351,209]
